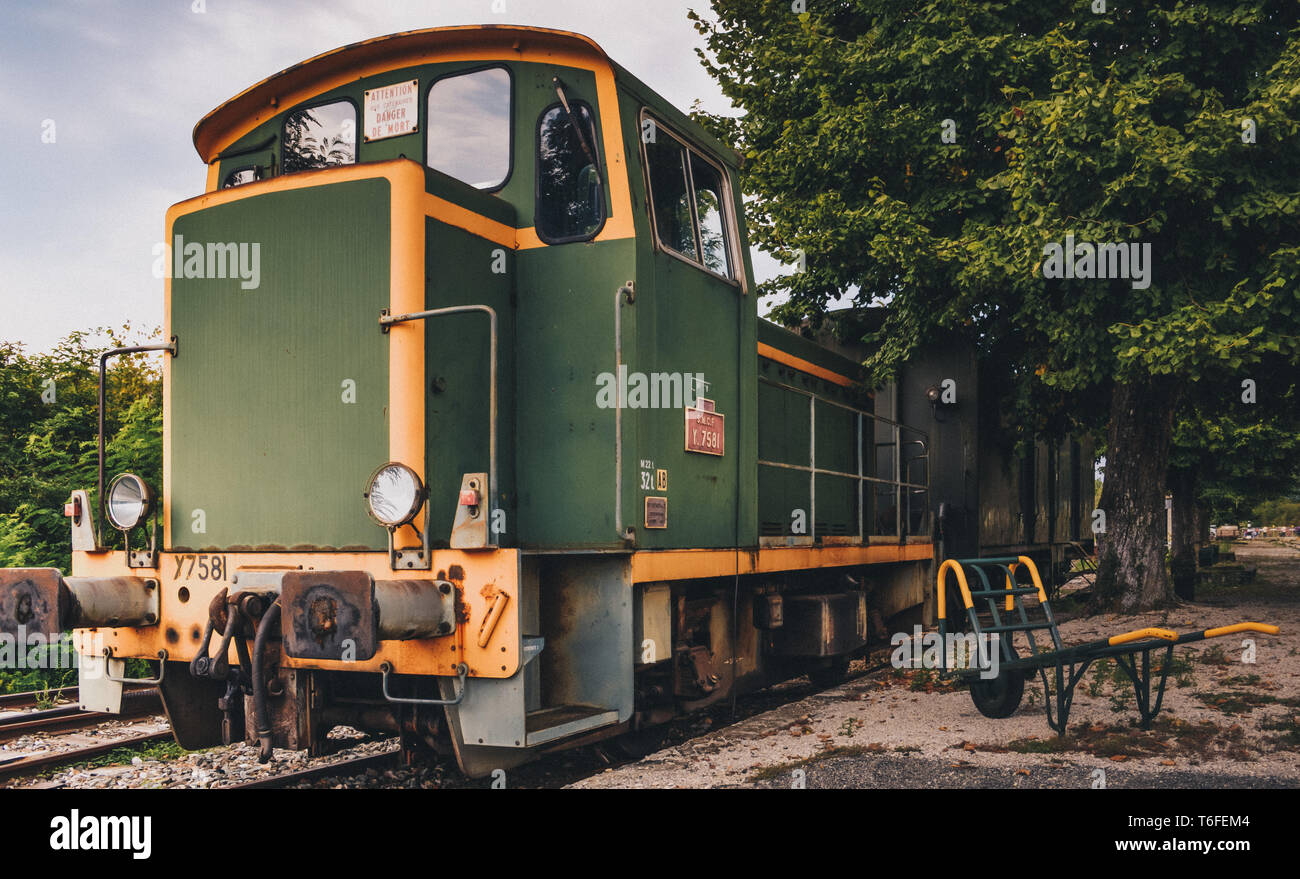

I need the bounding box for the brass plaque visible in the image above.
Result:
[644,496,668,529]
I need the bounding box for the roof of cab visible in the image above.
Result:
[193,25,616,163]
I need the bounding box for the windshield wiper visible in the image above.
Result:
[553,77,603,186]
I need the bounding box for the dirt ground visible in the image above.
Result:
[572,541,1300,789]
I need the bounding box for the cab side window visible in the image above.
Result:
[644,117,736,280]
[427,67,512,190]
[645,135,697,261]
[536,102,604,242]
[222,166,263,189]
[688,153,732,277]
[282,100,357,173]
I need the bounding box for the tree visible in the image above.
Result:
[0,328,163,572]
[1168,368,1300,596]
[692,0,1300,611]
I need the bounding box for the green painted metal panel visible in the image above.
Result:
[615,84,758,551]
[169,179,391,550]
[514,238,635,548]
[757,319,865,381]
[423,217,516,545]
[758,466,808,537]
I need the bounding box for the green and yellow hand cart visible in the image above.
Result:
[935,556,1281,733]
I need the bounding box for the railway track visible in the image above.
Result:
[0,729,174,783]
[222,749,402,789]
[0,656,897,789]
[0,686,79,711]
[0,689,162,744]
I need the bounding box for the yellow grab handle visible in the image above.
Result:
[1108,627,1178,646]
[1203,622,1280,639]
[1016,556,1048,603]
[937,559,974,621]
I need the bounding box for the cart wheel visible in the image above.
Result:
[969,647,1025,719]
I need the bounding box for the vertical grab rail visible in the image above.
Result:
[98,340,178,545]
[380,305,498,545]
[613,282,635,542]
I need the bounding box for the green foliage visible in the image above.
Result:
[1253,497,1300,525]
[0,327,163,572]
[692,0,1300,396]
[692,1,1300,609]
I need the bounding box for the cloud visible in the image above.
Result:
[0,0,766,353]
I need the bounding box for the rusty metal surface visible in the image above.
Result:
[374,578,455,640]
[281,571,376,661]
[0,568,67,638]
[64,576,158,628]
[157,660,228,750]
[768,593,867,658]
[244,668,316,754]
[71,548,521,679]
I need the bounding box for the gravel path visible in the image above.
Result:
[573,542,1300,789]
[748,752,1294,789]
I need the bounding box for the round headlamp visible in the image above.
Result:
[105,473,151,532]
[364,462,424,527]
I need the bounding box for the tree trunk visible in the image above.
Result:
[1169,467,1197,601]
[1093,379,1177,612]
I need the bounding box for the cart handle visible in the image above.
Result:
[936,559,974,620]
[997,557,1050,611]
[1108,627,1178,646]
[1174,621,1281,644]
[1204,621,1280,638]
[1012,556,1048,604]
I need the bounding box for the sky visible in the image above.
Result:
[0,0,792,354]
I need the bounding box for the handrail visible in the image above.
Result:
[379,661,468,705]
[757,374,925,431]
[757,373,931,540]
[613,282,634,542]
[936,558,975,621]
[1001,557,1049,610]
[1014,555,1049,603]
[98,340,177,545]
[380,305,497,545]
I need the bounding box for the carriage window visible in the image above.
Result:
[427,68,511,190]
[222,166,262,189]
[282,100,356,173]
[536,102,604,242]
[644,119,735,280]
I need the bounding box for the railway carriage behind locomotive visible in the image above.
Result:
[0,26,1090,775]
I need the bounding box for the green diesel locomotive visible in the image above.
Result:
[0,25,957,776]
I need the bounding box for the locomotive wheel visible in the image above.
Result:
[969,647,1025,719]
[608,724,670,760]
[808,657,851,688]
